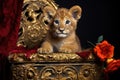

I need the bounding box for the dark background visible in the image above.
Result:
[55,0,119,80]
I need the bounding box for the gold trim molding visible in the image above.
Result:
[8,52,95,62]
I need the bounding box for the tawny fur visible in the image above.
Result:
[37,5,82,53]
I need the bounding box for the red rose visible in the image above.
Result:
[94,40,114,61]
[105,59,120,73]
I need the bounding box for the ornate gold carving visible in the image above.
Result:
[11,63,104,80]
[40,66,78,80]
[8,53,27,62]
[11,64,38,80]
[79,65,99,80]
[17,0,58,48]
[8,52,95,62]
[8,53,81,62]
[29,53,82,62]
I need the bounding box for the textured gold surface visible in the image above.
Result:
[10,62,104,80]
[8,52,95,62]
[17,0,58,48]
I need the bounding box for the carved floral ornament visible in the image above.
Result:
[11,64,101,80]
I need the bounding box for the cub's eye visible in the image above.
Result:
[65,20,70,24]
[54,20,59,25]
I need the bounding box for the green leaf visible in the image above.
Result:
[97,35,103,43]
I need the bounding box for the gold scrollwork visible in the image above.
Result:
[17,0,58,48]
[8,52,96,62]
[30,53,82,62]
[11,64,38,80]
[8,53,82,62]
[79,65,102,80]
[10,62,103,80]
[39,66,78,80]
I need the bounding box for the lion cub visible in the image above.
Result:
[37,5,82,53]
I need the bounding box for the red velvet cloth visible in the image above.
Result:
[0,0,23,79]
[10,46,37,58]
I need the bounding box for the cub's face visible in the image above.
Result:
[53,9,76,38]
[43,5,82,38]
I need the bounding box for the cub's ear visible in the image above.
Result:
[43,6,56,19]
[69,5,82,20]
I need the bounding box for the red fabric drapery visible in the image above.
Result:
[0,0,23,79]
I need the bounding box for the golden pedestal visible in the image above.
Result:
[8,53,105,80]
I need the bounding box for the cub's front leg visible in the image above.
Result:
[37,41,53,53]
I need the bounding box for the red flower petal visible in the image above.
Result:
[105,59,120,73]
[76,51,91,59]
[94,40,114,61]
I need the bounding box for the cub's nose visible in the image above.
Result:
[58,28,64,32]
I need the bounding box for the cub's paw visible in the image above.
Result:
[37,48,53,53]
[59,48,72,53]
